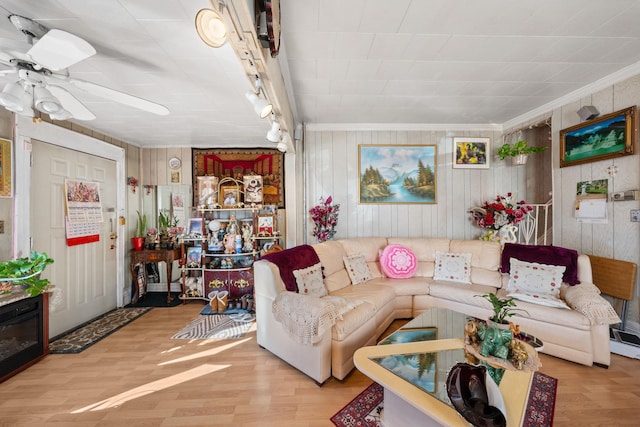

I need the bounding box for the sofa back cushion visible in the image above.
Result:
[313,240,351,293]
[261,244,322,292]
[387,237,451,278]
[449,240,502,287]
[338,237,388,278]
[500,243,580,285]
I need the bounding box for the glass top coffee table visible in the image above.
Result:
[354,308,535,427]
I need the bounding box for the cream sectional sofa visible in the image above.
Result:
[254,237,617,384]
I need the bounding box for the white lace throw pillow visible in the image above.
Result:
[507,258,569,308]
[433,251,472,284]
[293,262,327,297]
[343,254,373,285]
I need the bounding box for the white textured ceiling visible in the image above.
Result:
[2,1,640,148]
[282,0,640,126]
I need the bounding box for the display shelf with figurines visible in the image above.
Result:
[179,174,284,308]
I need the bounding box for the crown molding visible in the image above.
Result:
[503,61,640,130]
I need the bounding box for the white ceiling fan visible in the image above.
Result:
[0,14,169,121]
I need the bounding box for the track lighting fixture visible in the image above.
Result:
[276,142,287,153]
[245,77,273,119]
[195,8,227,48]
[266,119,282,143]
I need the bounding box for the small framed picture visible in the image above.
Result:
[243,175,263,204]
[188,218,204,235]
[197,176,218,207]
[186,246,202,268]
[453,137,490,169]
[257,214,274,236]
[220,186,239,207]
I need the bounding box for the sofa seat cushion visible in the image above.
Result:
[428,280,498,307]
[367,277,430,296]
[331,302,376,341]
[495,289,591,330]
[330,282,397,312]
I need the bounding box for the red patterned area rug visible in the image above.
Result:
[330,372,557,427]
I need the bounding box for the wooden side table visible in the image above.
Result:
[130,248,181,303]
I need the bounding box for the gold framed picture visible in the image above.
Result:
[220,186,239,207]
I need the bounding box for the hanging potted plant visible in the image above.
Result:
[497,140,547,165]
[131,210,147,251]
[0,251,54,297]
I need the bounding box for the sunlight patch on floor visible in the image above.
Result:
[70,364,229,413]
[158,337,252,365]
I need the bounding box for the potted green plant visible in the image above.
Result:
[0,251,54,297]
[478,292,528,327]
[497,140,547,165]
[131,210,147,251]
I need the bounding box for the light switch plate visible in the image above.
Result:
[631,209,640,222]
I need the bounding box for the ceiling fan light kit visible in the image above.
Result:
[0,15,170,121]
[33,86,63,114]
[195,8,227,48]
[0,82,25,111]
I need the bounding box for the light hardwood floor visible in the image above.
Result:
[1,302,639,426]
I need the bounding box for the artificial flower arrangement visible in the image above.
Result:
[469,193,532,231]
[309,195,340,243]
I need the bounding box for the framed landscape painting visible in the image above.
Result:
[358,144,437,204]
[452,137,490,169]
[560,106,637,168]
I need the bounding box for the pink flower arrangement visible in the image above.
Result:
[309,196,340,242]
[469,193,532,230]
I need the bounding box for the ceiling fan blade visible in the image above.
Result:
[27,29,96,71]
[47,85,96,120]
[68,78,170,116]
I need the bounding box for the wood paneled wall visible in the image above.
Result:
[303,129,527,241]
[552,74,640,331]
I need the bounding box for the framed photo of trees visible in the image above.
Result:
[358,144,437,204]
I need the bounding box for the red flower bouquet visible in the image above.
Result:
[469,193,532,230]
[309,196,340,242]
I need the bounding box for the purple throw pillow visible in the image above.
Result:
[262,244,321,292]
[500,243,580,285]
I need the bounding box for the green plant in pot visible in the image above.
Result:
[497,140,547,165]
[131,210,147,251]
[478,292,528,326]
[0,251,54,297]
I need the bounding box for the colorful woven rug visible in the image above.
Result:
[171,314,254,340]
[49,307,151,354]
[331,372,557,427]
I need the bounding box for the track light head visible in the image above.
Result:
[195,8,227,48]
[266,121,281,142]
[276,142,287,153]
[245,90,272,119]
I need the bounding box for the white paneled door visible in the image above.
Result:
[31,140,117,338]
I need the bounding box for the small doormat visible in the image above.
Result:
[126,292,182,308]
[172,314,254,340]
[331,372,557,427]
[49,307,151,354]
